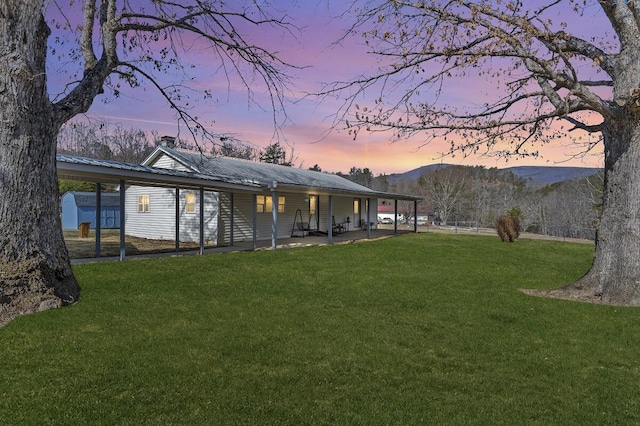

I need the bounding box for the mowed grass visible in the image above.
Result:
[2,233,640,424]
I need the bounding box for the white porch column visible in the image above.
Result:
[199,187,205,255]
[230,192,235,246]
[252,194,257,250]
[328,195,333,243]
[175,187,180,253]
[270,182,278,250]
[366,198,371,239]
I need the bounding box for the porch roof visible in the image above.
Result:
[56,154,261,192]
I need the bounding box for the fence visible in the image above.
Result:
[402,221,596,241]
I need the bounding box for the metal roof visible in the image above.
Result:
[64,191,121,207]
[56,154,261,192]
[146,147,421,201]
[57,150,421,201]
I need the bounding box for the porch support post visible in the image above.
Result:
[175,187,180,252]
[252,194,257,250]
[328,195,333,243]
[95,184,101,258]
[414,200,418,233]
[394,199,398,234]
[230,192,235,246]
[366,198,371,239]
[119,180,126,261]
[199,187,205,255]
[270,182,278,250]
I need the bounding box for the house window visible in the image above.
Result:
[309,195,317,215]
[256,195,285,213]
[138,195,149,213]
[185,193,196,214]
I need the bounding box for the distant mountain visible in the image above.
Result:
[387,164,455,184]
[505,166,601,185]
[388,164,601,186]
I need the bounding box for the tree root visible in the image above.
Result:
[0,260,79,328]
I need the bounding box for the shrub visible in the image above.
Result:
[497,214,520,242]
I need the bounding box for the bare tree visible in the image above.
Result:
[58,122,156,164]
[328,1,640,305]
[0,0,297,325]
[419,166,466,225]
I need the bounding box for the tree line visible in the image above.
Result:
[340,164,602,241]
[57,122,296,193]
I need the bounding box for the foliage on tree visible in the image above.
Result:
[0,0,296,327]
[259,142,294,166]
[58,180,96,195]
[216,139,257,161]
[331,1,640,305]
[309,164,323,172]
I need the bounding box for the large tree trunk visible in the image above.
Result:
[0,1,80,326]
[573,116,640,305]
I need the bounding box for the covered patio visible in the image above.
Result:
[58,153,421,262]
[69,228,409,264]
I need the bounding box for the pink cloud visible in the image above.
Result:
[50,0,605,176]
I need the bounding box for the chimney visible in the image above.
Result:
[159,135,176,148]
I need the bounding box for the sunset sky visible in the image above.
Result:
[47,1,607,175]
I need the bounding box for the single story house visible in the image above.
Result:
[126,142,393,244]
[56,136,423,260]
[61,191,120,229]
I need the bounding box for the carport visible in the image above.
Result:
[57,154,421,261]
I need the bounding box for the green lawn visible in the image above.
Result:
[2,233,639,424]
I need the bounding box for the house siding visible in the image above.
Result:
[151,155,192,172]
[216,192,375,243]
[125,185,219,243]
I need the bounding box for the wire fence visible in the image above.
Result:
[394,221,596,242]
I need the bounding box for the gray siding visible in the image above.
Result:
[151,155,191,172]
[217,191,376,243]
[125,185,218,243]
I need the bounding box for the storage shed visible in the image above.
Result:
[61,191,121,229]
